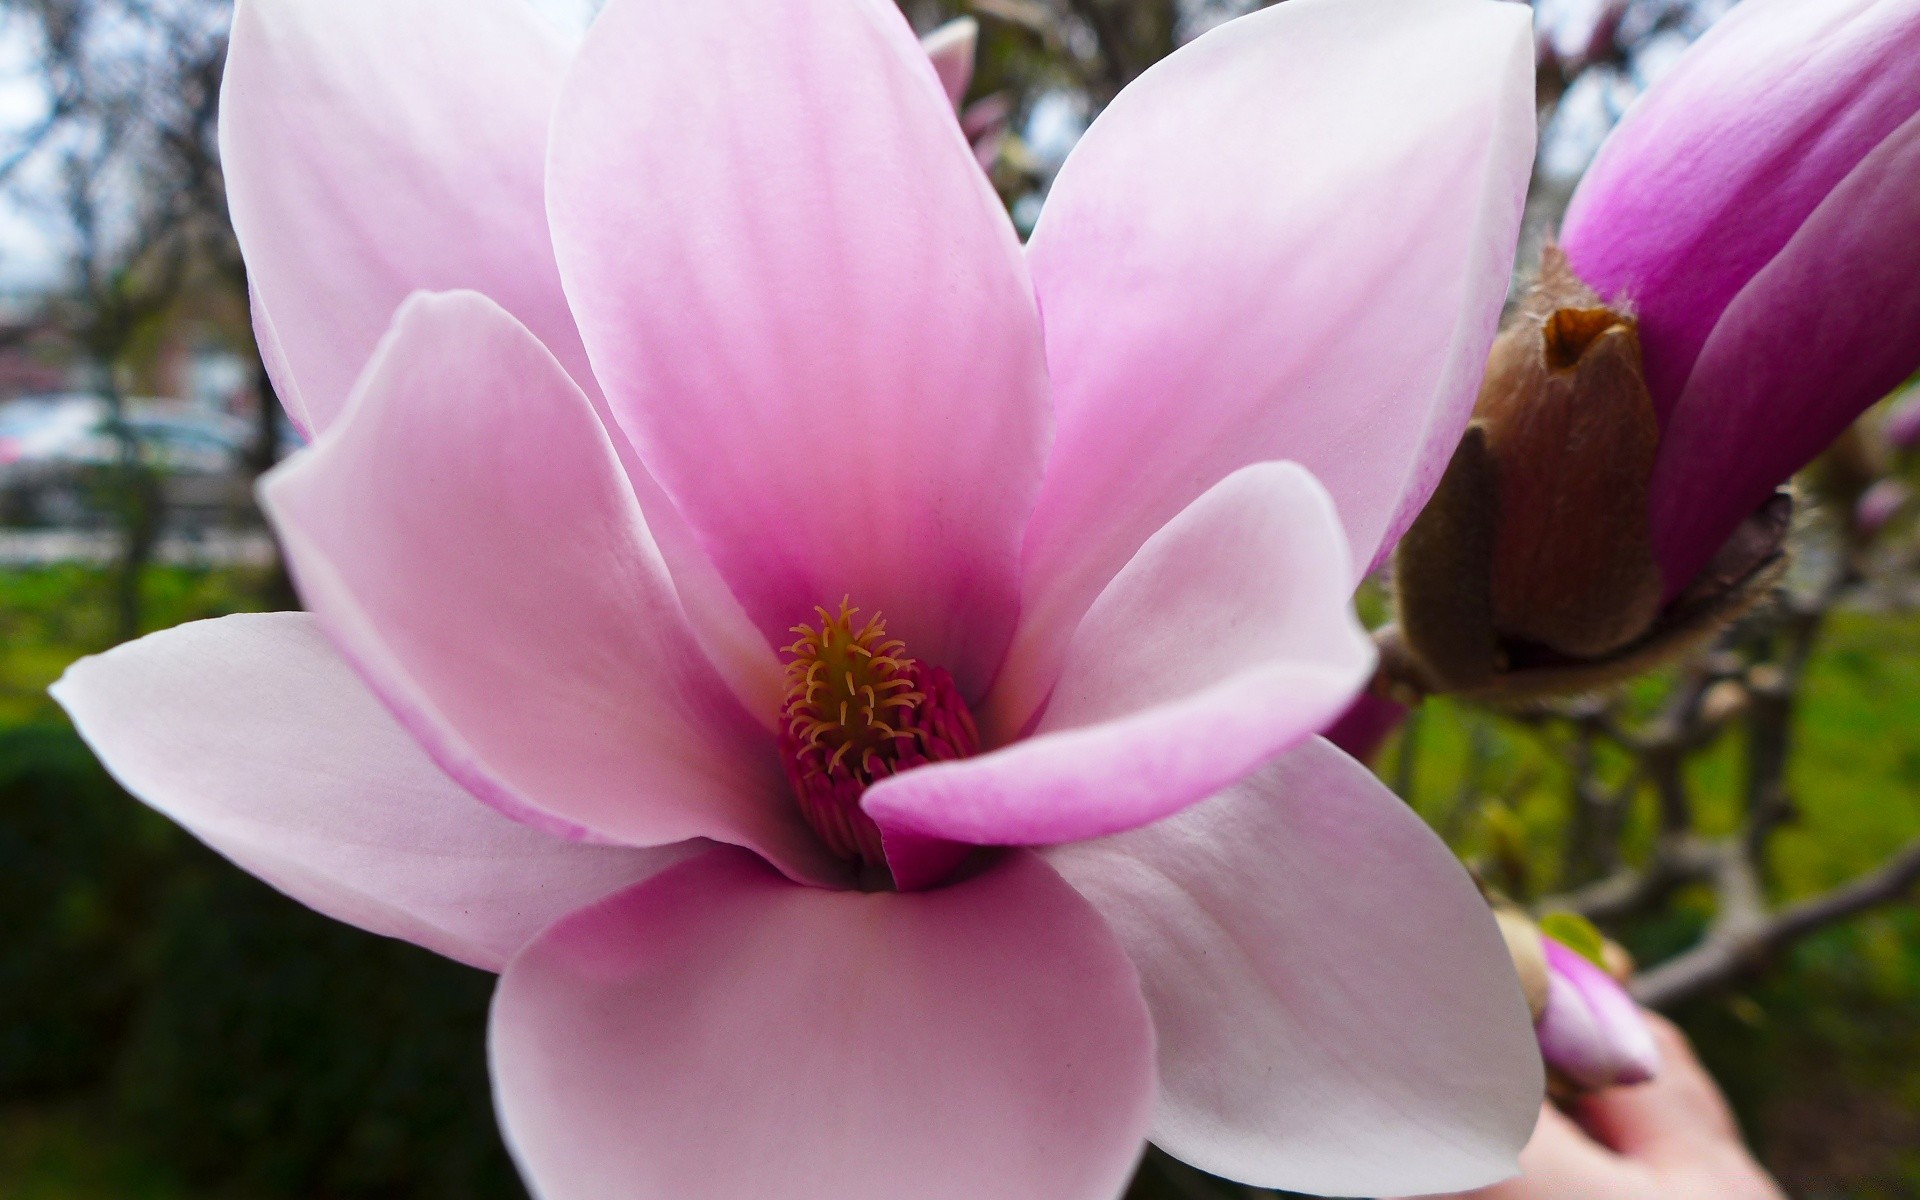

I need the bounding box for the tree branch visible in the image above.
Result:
[1633,836,1920,1010]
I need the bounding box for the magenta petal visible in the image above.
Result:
[1323,692,1409,764]
[547,0,1050,699]
[490,846,1155,1200]
[1561,0,1920,422]
[222,0,590,432]
[999,0,1534,728]
[867,463,1373,847]
[1537,939,1660,1090]
[261,291,843,887]
[880,826,974,893]
[1648,109,1920,590]
[1048,739,1542,1196]
[52,614,692,972]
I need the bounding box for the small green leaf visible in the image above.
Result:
[1539,911,1609,970]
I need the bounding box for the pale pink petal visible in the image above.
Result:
[249,285,307,438]
[547,0,1050,698]
[865,463,1373,847]
[1048,739,1543,1197]
[1561,0,1920,422]
[261,291,843,887]
[1648,109,1920,590]
[491,846,1154,1200]
[222,0,588,432]
[51,614,692,973]
[996,0,1533,731]
[921,17,978,109]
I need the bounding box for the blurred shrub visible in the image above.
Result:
[0,720,524,1198]
[114,854,525,1199]
[0,723,172,1095]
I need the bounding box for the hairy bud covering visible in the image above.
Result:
[1477,249,1663,659]
[1388,249,1791,703]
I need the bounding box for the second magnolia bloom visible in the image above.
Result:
[1562,0,1920,595]
[1384,0,1920,704]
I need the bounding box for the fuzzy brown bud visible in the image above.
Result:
[1476,248,1664,659]
[1387,249,1790,703]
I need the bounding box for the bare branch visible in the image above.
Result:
[1633,837,1920,1010]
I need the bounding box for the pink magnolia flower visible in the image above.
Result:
[1536,937,1660,1092]
[54,0,1546,1196]
[1560,0,1920,595]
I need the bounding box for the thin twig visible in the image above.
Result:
[1634,837,1920,1009]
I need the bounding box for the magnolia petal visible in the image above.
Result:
[248,285,308,438]
[1648,108,1920,590]
[1324,691,1410,764]
[997,0,1533,732]
[491,846,1155,1200]
[222,0,588,432]
[223,0,784,727]
[865,463,1372,847]
[262,291,843,887]
[548,0,1050,699]
[922,17,978,109]
[1561,0,1920,421]
[51,614,690,973]
[1048,739,1543,1197]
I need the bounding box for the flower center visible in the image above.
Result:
[779,601,979,870]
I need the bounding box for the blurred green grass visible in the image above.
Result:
[2,564,1918,1197]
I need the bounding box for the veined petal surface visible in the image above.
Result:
[1647,109,1920,589]
[1561,0,1920,422]
[1049,739,1542,1197]
[998,0,1534,730]
[548,0,1051,699]
[491,847,1155,1200]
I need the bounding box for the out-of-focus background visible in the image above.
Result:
[0,0,1915,1197]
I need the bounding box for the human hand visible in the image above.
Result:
[1399,1013,1786,1200]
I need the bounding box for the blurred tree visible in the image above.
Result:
[0,0,292,622]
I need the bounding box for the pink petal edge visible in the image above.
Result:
[51,613,691,972]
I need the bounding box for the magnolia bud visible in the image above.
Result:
[1491,906,1657,1093]
[1537,936,1660,1092]
[1387,248,1790,704]
[1476,250,1663,660]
